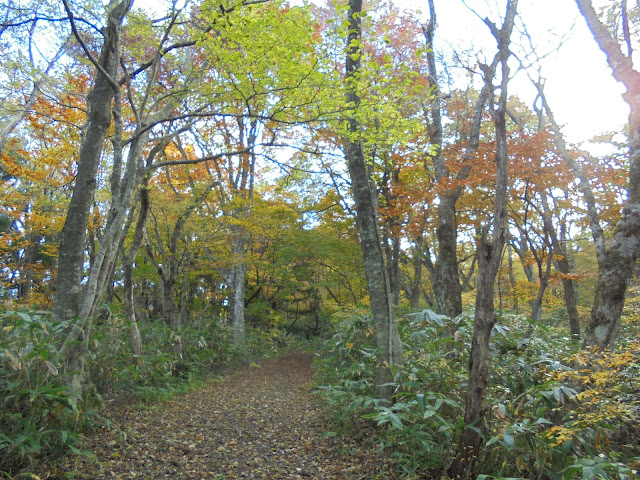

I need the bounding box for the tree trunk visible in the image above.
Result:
[423,0,496,319]
[511,228,550,337]
[124,261,144,367]
[449,2,517,477]
[435,195,463,317]
[55,0,133,399]
[408,237,425,311]
[164,275,184,359]
[583,238,639,347]
[423,1,463,318]
[549,216,581,340]
[384,234,402,306]
[122,187,150,367]
[15,233,42,299]
[224,226,247,348]
[557,252,581,340]
[179,268,194,328]
[345,0,402,402]
[507,244,518,312]
[54,0,131,322]
[228,251,247,348]
[575,0,640,348]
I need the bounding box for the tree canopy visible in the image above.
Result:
[1,0,639,478]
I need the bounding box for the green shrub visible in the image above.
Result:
[0,310,82,475]
[316,308,468,476]
[483,320,640,479]
[316,307,640,478]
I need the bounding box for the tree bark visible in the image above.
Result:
[449,2,517,477]
[435,195,463,317]
[228,235,247,348]
[574,0,640,348]
[54,0,133,399]
[345,0,402,402]
[54,0,132,322]
[122,186,149,367]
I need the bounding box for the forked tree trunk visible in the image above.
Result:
[345,0,402,402]
[55,0,133,399]
[54,0,131,322]
[449,2,517,477]
[423,0,492,319]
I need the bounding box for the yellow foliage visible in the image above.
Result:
[461,290,475,310]
[544,339,640,451]
[622,285,640,326]
[544,425,575,447]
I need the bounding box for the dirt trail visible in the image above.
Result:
[50,352,398,479]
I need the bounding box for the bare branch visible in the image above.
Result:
[622,0,633,58]
[61,0,120,92]
[147,148,252,172]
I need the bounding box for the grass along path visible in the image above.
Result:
[47,352,398,479]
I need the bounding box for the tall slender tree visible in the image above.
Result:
[344,0,402,401]
[449,1,518,477]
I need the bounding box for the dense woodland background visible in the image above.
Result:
[1,0,639,478]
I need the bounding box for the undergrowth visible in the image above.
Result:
[0,307,310,478]
[315,306,640,479]
[0,310,85,477]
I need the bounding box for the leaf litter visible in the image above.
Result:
[44,352,398,479]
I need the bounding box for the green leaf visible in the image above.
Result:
[486,436,500,446]
[531,417,552,426]
[503,432,515,449]
[388,412,403,429]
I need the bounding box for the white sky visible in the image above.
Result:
[391,0,629,143]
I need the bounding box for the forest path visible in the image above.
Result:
[53,351,398,480]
